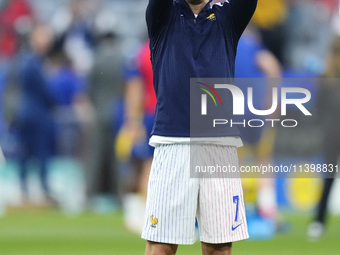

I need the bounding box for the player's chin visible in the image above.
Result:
[186,0,206,6]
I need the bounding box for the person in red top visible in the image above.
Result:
[138,42,157,117]
[0,0,33,58]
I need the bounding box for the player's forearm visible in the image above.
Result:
[256,50,282,79]
[124,77,144,122]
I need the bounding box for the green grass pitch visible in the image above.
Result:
[0,211,339,255]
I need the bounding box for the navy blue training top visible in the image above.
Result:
[147,0,257,137]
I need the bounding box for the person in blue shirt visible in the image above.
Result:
[235,25,281,145]
[46,43,85,157]
[17,24,56,202]
[141,1,257,254]
[0,68,5,138]
[0,69,5,165]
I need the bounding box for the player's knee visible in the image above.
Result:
[201,242,232,255]
[145,241,178,255]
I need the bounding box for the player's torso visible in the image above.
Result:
[149,0,239,137]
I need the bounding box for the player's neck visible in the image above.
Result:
[186,0,209,15]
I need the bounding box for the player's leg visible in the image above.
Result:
[18,124,33,199]
[307,132,340,239]
[37,117,54,197]
[201,242,232,255]
[0,146,5,165]
[315,133,340,224]
[255,128,278,220]
[145,241,178,255]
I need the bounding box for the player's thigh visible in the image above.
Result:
[197,146,249,244]
[142,144,199,245]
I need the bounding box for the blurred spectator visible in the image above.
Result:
[307,36,340,240]
[0,62,5,166]
[235,25,281,151]
[319,0,339,11]
[0,145,4,165]
[118,41,156,234]
[0,66,5,136]
[87,31,124,210]
[51,0,95,76]
[16,24,55,202]
[46,40,85,156]
[284,0,335,74]
[235,25,282,238]
[251,0,288,63]
[0,0,33,59]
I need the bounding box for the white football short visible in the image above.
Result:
[141,144,249,245]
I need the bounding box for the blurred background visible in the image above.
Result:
[0,0,339,254]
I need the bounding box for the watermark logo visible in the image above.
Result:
[200,84,312,116]
[197,82,222,115]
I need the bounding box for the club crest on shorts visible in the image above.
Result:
[150,214,158,228]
